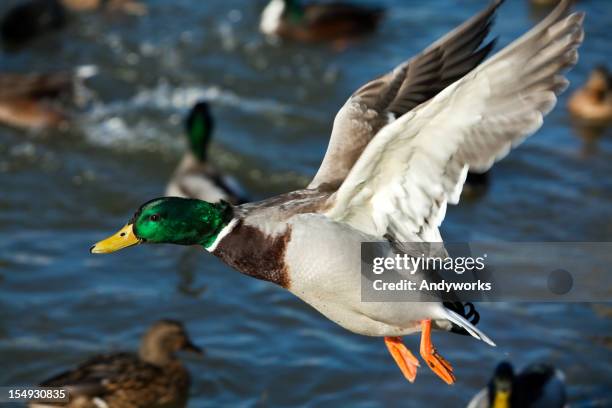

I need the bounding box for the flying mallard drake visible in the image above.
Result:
[92,0,583,384]
[165,101,250,205]
[0,66,96,130]
[567,66,612,124]
[467,361,567,408]
[30,320,201,408]
[260,0,384,43]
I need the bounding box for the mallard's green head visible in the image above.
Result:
[90,197,233,254]
[489,361,514,408]
[185,101,214,162]
[283,0,303,21]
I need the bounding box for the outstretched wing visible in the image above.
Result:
[309,0,503,189]
[324,0,583,242]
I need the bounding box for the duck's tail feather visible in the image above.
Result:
[443,301,480,335]
[442,307,496,347]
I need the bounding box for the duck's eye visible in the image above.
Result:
[149,214,161,222]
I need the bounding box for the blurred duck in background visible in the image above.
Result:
[528,0,578,22]
[30,320,201,408]
[0,65,96,131]
[0,0,66,45]
[530,0,563,6]
[567,66,612,124]
[467,361,567,408]
[259,0,384,45]
[463,171,490,198]
[60,0,147,14]
[166,101,250,205]
[530,0,579,7]
[1,0,146,45]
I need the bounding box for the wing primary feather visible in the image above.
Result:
[325,1,583,243]
[309,1,504,189]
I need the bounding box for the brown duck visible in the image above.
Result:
[30,320,201,408]
[60,0,147,15]
[568,66,612,124]
[0,66,95,131]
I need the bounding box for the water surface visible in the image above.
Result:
[1,0,611,406]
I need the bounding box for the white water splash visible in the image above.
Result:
[78,82,296,151]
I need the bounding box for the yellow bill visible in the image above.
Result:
[90,224,140,254]
[492,390,510,408]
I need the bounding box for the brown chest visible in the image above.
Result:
[212,221,292,288]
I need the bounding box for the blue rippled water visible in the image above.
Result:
[0,0,611,406]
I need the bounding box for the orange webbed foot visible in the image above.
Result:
[384,336,419,382]
[419,320,456,385]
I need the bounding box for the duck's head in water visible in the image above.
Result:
[184,101,214,163]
